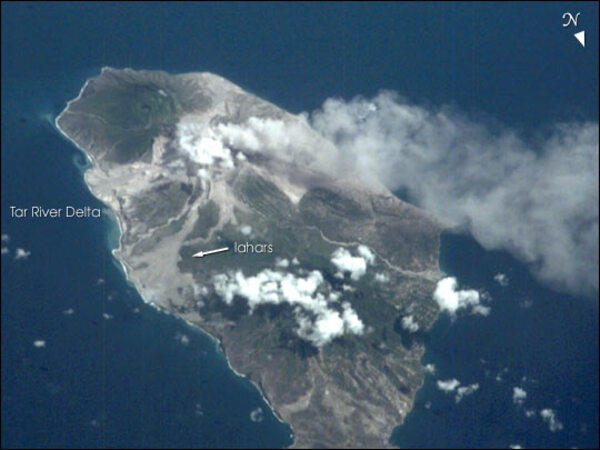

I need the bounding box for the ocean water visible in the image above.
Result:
[1,83,293,448]
[2,2,598,448]
[391,232,599,449]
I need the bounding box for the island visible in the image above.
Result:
[56,67,443,448]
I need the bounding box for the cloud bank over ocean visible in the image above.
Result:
[309,93,599,297]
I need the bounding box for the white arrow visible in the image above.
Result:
[192,247,230,258]
[574,30,585,48]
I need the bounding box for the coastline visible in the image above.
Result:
[55,115,132,285]
[53,69,438,448]
[54,109,431,448]
[55,96,294,442]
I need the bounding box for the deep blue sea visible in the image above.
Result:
[2,3,598,448]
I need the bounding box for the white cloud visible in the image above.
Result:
[540,408,563,432]
[357,245,375,264]
[437,378,479,403]
[1,234,9,243]
[519,297,534,309]
[494,273,509,287]
[512,387,527,405]
[14,248,31,260]
[401,315,420,333]
[167,159,186,171]
[437,378,461,393]
[341,302,364,334]
[175,333,190,345]
[297,308,345,347]
[454,383,479,403]
[1,247,8,255]
[197,168,210,180]
[33,340,46,348]
[192,284,209,298]
[509,445,522,449]
[212,266,364,347]
[424,363,436,375]
[471,304,491,316]
[177,119,235,169]
[433,277,490,316]
[216,116,337,167]
[250,406,264,423]
[309,93,599,297]
[275,257,289,268]
[239,225,252,236]
[374,273,389,283]
[330,246,375,281]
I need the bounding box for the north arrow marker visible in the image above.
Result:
[574,30,585,48]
